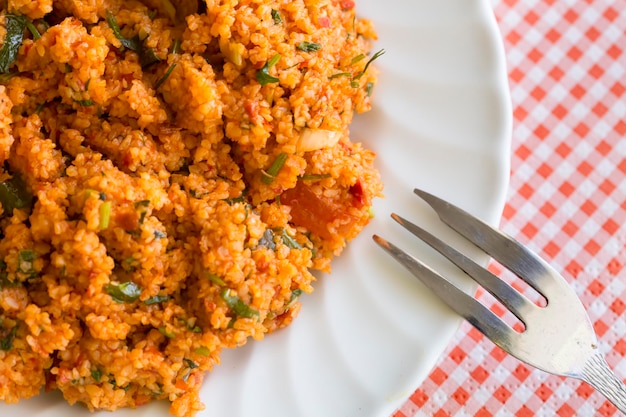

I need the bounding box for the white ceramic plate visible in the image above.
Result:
[3,0,511,415]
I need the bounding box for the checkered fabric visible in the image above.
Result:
[393,1,626,416]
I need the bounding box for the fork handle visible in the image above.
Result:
[581,352,626,413]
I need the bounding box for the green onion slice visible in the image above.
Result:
[261,152,288,184]
[221,288,259,319]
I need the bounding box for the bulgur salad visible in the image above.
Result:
[0,0,383,415]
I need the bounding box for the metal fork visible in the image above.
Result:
[373,188,626,413]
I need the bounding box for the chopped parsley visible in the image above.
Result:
[0,14,27,73]
[106,11,141,51]
[17,250,36,278]
[223,190,247,205]
[0,261,14,289]
[144,294,170,305]
[256,54,281,86]
[134,199,150,224]
[271,9,282,25]
[105,281,142,303]
[221,288,259,319]
[0,174,34,215]
[0,72,18,85]
[91,368,102,382]
[0,324,18,351]
[275,228,302,250]
[158,326,175,339]
[106,10,161,68]
[285,288,303,310]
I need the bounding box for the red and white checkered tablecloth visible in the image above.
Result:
[394,1,626,416]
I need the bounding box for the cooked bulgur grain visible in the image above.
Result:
[0,0,382,415]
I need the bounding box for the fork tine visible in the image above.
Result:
[373,234,519,352]
[391,213,537,323]
[413,188,561,299]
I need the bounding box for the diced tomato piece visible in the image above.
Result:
[175,378,188,390]
[318,16,331,28]
[349,179,366,209]
[340,0,355,10]
[281,182,359,240]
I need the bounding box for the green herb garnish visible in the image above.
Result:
[297,42,321,53]
[329,72,352,79]
[184,358,199,369]
[134,199,150,224]
[0,72,18,85]
[350,53,366,64]
[206,272,226,286]
[271,9,282,25]
[0,173,34,215]
[194,346,211,356]
[261,152,288,184]
[106,10,161,68]
[91,368,102,382]
[275,228,302,250]
[171,38,181,54]
[139,47,161,67]
[299,173,332,181]
[0,261,15,289]
[158,326,175,339]
[105,281,142,303]
[155,63,177,88]
[0,14,27,73]
[181,358,199,382]
[223,190,247,205]
[144,294,170,305]
[352,49,385,81]
[285,288,303,310]
[24,19,41,40]
[106,10,141,51]
[221,288,259,319]
[0,324,18,351]
[256,54,281,86]
[17,250,36,277]
[73,99,94,107]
